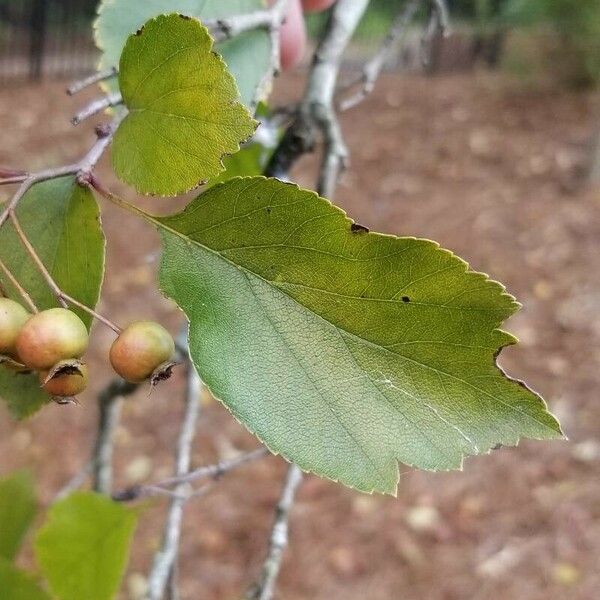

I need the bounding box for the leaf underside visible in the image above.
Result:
[0,177,105,419]
[154,177,562,494]
[94,0,271,108]
[35,492,138,600]
[112,13,257,196]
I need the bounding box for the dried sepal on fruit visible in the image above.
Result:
[109,321,175,383]
[39,358,88,397]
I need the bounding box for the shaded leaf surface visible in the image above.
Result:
[35,492,138,600]
[95,0,271,108]
[155,177,562,494]
[0,559,51,600]
[0,177,105,419]
[112,14,257,196]
[0,471,36,561]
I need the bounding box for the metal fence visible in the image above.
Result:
[0,1,500,84]
[0,0,98,82]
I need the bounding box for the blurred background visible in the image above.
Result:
[1,1,599,598]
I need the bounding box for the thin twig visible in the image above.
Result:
[338,0,422,111]
[206,0,288,43]
[92,379,138,494]
[71,92,122,126]
[113,447,269,502]
[145,364,202,600]
[8,210,122,330]
[54,461,92,501]
[67,67,118,96]
[246,465,303,600]
[0,257,38,312]
[0,120,119,230]
[251,0,289,106]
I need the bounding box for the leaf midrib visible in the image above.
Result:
[150,209,559,436]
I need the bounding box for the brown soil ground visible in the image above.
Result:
[1,71,599,600]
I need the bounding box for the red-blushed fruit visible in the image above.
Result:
[280,0,307,70]
[109,321,175,383]
[301,0,337,13]
[16,308,88,369]
[0,298,30,356]
[39,360,89,397]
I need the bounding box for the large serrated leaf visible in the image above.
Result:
[95,0,271,108]
[0,558,51,600]
[112,13,257,196]
[150,177,562,494]
[35,492,138,600]
[0,176,105,419]
[0,471,36,561]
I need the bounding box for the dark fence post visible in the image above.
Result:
[29,0,47,80]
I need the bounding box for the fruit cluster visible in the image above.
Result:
[0,298,175,401]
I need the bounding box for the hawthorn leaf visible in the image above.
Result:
[112,14,257,196]
[0,559,51,600]
[0,471,36,561]
[94,0,271,108]
[35,492,138,600]
[153,177,562,494]
[0,176,105,419]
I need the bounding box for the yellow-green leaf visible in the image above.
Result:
[94,0,271,108]
[112,14,257,196]
[0,471,36,561]
[0,559,51,600]
[35,492,138,600]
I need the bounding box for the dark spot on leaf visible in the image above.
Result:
[135,25,145,36]
[266,207,272,214]
[350,223,369,234]
[401,296,410,303]
[178,14,191,19]
[492,443,504,450]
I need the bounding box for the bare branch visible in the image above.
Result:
[265,0,371,198]
[206,0,288,43]
[246,464,303,600]
[92,379,138,494]
[113,447,269,502]
[431,0,451,35]
[71,92,123,126]
[67,67,118,96]
[0,120,119,230]
[338,0,421,111]
[144,365,202,600]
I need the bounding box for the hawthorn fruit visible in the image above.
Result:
[109,321,175,383]
[16,307,88,369]
[0,298,30,356]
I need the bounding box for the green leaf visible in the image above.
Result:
[112,13,257,196]
[208,143,268,188]
[35,492,138,600]
[0,471,36,561]
[0,559,51,600]
[95,0,271,109]
[153,177,562,494]
[0,371,49,420]
[0,177,105,419]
